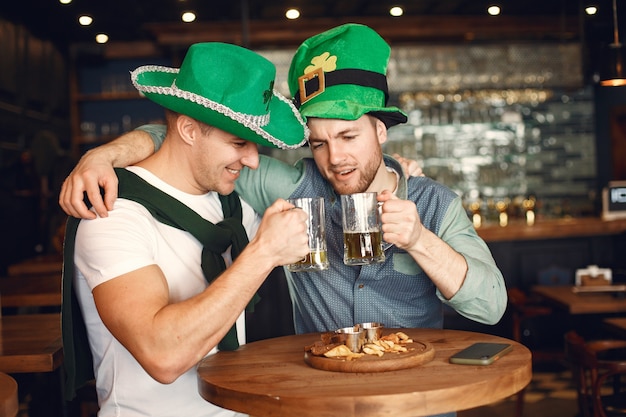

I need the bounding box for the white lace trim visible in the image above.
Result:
[130,65,308,149]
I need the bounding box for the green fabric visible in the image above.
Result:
[61,221,93,401]
[61,167,259,400]
[287,23,407,128]
[132,42,308,150]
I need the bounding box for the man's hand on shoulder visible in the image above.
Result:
[59,128,157,219]
[392,153,424,177]
[59,148,119,219]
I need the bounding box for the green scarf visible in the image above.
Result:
[61,168,259,400]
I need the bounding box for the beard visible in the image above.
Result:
[326,146,383,195]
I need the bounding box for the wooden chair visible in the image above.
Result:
[508,287,566,362]
[0,372,18,417]
[64,379,98,417]
[564,331,626,417]
[6,253,63,277]
[509,266,572,362]
[508,285,570,417]
[507,287,552,417]
[76,380,98,417]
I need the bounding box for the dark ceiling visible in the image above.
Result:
[0,0,621,49]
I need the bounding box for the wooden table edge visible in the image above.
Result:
[603,317,626,337]
[532,285,626,315]
[0,314,63,374]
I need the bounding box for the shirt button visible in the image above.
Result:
[358,284,364,289]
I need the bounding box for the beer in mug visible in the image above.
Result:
[341,192,385,265]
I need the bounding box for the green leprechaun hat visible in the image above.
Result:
[288,23,407,128]
[131,42,308,149]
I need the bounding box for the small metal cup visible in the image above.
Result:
[334,326,366,353]
[357,322,384,343]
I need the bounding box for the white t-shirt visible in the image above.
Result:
[74,166,258,417]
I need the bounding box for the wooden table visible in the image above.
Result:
[197,329,532,417]
[0,373,18,417]
[0,314,63,373]
[604,317,626,338]
[7,254,63,277]
[0,274,61,308]
[532,285,626,315]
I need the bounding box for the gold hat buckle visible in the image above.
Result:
[298,67,325,105]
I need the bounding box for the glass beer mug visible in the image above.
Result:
[287,197,329,272]
[340,192,385,266]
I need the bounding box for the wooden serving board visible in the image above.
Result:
[304,340,435,372]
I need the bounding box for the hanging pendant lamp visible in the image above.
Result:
[600,0,626,86]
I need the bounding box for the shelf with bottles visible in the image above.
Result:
[70,56,170,154]
[383,86,597,221]
[76,97,164,148]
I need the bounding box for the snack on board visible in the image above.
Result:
[305,330,415,360]
[304,339,343,356]
[322,344,365,360]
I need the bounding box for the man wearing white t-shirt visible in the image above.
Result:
[62,42,310,417]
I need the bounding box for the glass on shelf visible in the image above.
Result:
[523,197,536,226]
[80,121,97,142]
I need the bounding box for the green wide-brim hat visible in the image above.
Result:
[288,23,407,128]
[131,42,308,149]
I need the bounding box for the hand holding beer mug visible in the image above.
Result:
[287,197,329,272]
[341,192,385,265]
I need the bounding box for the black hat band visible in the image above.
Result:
[294,68,389,108]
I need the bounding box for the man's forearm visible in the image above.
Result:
[97,129,156,167]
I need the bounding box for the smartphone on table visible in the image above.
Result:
[449,342,513,365]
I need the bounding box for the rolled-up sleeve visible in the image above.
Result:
[234,155,307,214]
[136,124,167,150]
[436,198,508,325]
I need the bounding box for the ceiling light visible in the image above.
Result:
[95,33,109,44]
[181,11,196,23]
[487,5,501,16]
[585,6,598,15]
[78,15,93,26]
[599,0,626,86]
[59,0,72,4]
[285,8,300,20]
[389,6,403,17]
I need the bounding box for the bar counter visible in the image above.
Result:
[475,217,626,243]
